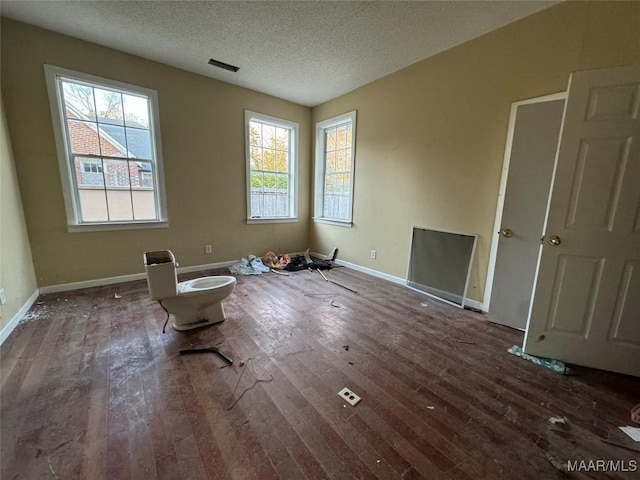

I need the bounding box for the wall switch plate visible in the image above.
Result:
[338,387,361,406]
[0,288,6,306]
[370,250,376,259]
[205,245,212,254]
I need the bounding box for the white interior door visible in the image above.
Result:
[487,95,565,329]
[524,64,640,377]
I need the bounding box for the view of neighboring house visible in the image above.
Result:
[65,93,157,222]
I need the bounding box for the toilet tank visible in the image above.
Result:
[144,250,178,300]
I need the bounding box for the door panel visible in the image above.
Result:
[525,64,640,377]
[609,260,640,345]
[488,98,564,329]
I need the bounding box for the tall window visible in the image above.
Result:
[245,111,298,223]
[44,65,167,230]
[314,111,357,225]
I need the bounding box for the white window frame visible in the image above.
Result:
[244,110,298,224]
[44,64,168,232]
[314,110,357,227]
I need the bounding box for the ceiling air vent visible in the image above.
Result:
[208,58,239,72]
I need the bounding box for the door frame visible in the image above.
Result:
[483,91,568,316]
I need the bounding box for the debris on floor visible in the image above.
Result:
[114,293,122,299]
[270,268,289,276]
[549,416,568,425]
[230,255,271,275]
[342,345,350,351]
[316,269,358,293]
[263,251,291,270]
[507,345,576,375]
[545,453,568,473]
[330,300,340,308]
[420,302,429,307]
[179,346,233,365]
[619,426,640,441]
[427,406,436,410]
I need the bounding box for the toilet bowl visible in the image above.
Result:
[144,250,236,331]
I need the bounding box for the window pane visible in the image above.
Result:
[99,125,127,157]
[125,127,152,159]
[104,159,130,188]
[263,149,276,172]
[336,124,348,149]
[251,172,265,191]
[106,189,133,221]
[62,81,96,121]
[275,150,288,173]
[123,94,149,128]
[325,128,337,151]
[250,147,262,171]
[344,148,353,170]
[94,88,124,125]
[75,157,107,222]
[336,150,345,172]
[326,151,336,174]
[249,122,262,147]
[132,162,156,220]
[67,119,100,155]
[275,127,289,151]
[133,161,153,189]
[262,124,275,149]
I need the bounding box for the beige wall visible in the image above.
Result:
[310,1,640,303]
[1,95,38,330]
[1,18,311,287]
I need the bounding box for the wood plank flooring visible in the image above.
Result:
[1,266,639,479]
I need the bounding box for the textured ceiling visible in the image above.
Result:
[1,1,557,106]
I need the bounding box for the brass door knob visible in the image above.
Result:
[500,228,514,238]
[547,235,562,246]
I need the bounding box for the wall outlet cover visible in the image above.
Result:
[338,387,361,406]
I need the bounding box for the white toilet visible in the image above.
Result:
[144,250,236,331]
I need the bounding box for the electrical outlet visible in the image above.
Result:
[338,387,361,406]
[370,249,377,259]
[205,245,212,254]
[0,288,6,306]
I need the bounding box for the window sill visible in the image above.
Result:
[247,217,298,225]
[68,221,169,233]
[313,217,353,228]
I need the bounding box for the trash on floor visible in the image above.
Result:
[548,416,568,425]
[316,269,358,293]
[619,426,640,441]
[271,268,290,276]
[263,251,291,270]
[114,293,122,299]
[179,346,233,365]
[230,255,271,275]
[342,345,349,351]
[507,345,576,375]
[339,387,361,406]
[545,453,568,473]
[420,302,429,307]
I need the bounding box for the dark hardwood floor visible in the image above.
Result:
[2,266,639,479]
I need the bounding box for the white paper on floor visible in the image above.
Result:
[619,426,640,441]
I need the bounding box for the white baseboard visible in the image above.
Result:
[0,289,39,345]
[39,259,238,294]
[315,253,485,312]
